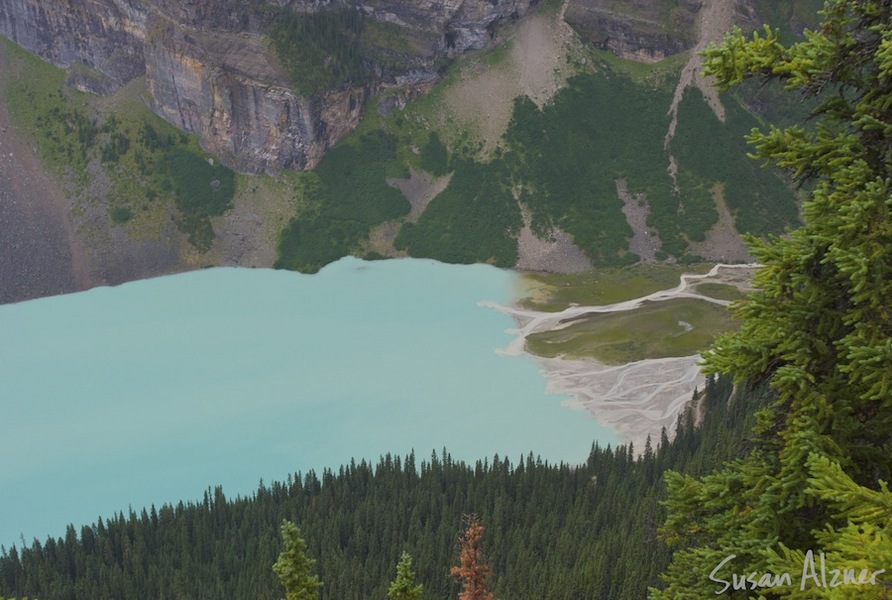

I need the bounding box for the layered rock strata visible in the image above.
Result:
[0,0,532,172]
[563,0,702,62]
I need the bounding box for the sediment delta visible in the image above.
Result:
[496,263,757,450]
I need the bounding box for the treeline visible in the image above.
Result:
[274,66,803,274]
[0,375,767,599]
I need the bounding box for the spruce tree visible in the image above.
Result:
[388,551,424,600]
[272,520,322,600]
[654,1,892,597]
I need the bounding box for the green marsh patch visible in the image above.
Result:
[520,263,712,311]
[525,298,737,364]
[693,282,746,301]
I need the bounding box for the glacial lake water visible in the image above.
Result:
[0,257,617,549]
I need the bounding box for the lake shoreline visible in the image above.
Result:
[0,259,619,549]
[3,258,751,457]
[527,353,705,451]
[501,262,758,450]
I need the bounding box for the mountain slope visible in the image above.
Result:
[0,0,817,302]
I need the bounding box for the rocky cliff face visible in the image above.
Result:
[564,0,702,62]
[563,0,820,64]
[0,0,147,89]
[140,13,357,172]
[0,0,532,173]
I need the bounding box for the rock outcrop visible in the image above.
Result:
[564,0,702,62]
[0,0,147,85]
[0,0,532,173]
[563,0,820,64]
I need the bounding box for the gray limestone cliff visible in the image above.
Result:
[0,0,817,172]
[0,0,147,86]
[563,0,702,62]
[562,0,819,64]
[0,0,532,173]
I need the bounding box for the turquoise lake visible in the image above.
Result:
[0,257,617,549]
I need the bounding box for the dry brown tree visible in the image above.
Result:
[450,514,494,600]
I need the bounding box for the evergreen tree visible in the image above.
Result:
[450,515,494,600]
[388,551,423,600]
[273,520,322,600]
[654,1,892,597]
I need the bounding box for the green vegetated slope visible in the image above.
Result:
[275,130,410,273]
[395,158,523,267]
[0,36,235,252]
[670,87,801,237]
[2,8,802,271]
[502,74,664,262]
[266,7,434,97]
[275,47,800,273]
[0,376,765,600]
